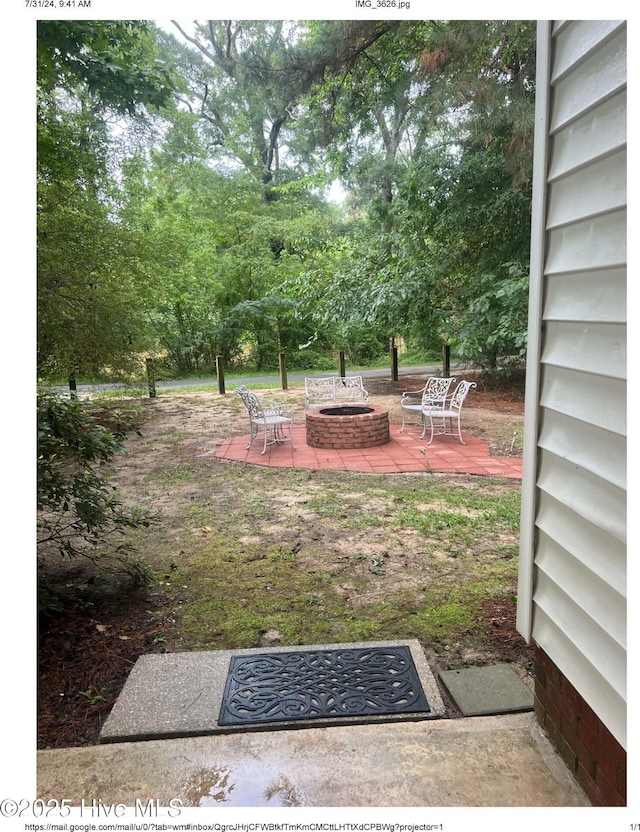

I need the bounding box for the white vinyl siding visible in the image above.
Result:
[543,267,626,323]
[537,409,626,490]
[545,211,626,274]
[549,27,626,128]
[518,20,627,748]
[540,365,626,439]
[548,90,626,180]
[546,149,626,227]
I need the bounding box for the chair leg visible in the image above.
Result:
[426,413,435,446]
[457,416,465,445]
[258,420,296,454]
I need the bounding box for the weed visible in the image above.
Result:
[350,512,384,529]
[116,554,155,587]
[156,463,200,484]
[269,547,298,562]
[79,687,106,705]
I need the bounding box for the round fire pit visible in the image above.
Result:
[306,405,390,449]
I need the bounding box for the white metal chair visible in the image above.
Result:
[422,380,476,445]
[235,386,295,454]
[400,377,455,438]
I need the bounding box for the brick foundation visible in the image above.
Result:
[533,646,626,806]
[305,405,390,449]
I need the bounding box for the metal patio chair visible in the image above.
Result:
[235,385,295,454]
[400,376,456,438]
[422,380,476,445]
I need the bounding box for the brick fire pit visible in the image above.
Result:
[305,405,390,449]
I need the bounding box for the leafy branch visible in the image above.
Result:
[37,392,158,584]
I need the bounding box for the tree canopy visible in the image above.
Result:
[37,19,536,381]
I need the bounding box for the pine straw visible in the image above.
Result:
[38,591,174,748]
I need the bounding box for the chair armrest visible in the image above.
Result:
[260,398,289,415]
[260,399,285,413]
[421,396,447,410]
[401,390,423,402]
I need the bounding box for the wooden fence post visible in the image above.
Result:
[146,358,157,398]
[279,352,288,390]
[338,350,346,378]
[216,355,226,395]
[390,346,399,381]
[443,345,451,377]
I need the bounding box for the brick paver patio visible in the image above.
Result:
[216,425,522,478]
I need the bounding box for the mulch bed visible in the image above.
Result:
[38,589,175,749]
[477,595,535,663]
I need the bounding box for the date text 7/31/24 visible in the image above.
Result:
[27,0,91,7]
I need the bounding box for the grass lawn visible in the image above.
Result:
[37,378,531,747]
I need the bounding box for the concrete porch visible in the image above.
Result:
[36,641,589,808]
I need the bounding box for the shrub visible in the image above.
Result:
[456,263,529,371]
[37,391,156,583]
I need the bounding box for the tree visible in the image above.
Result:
[38,20,538,379]
[456,264,529,371]
[37,21,175,114]
[390,112,533,366]
[302,22,434,220]
[301,20,536,367]
[166,20,397,200]
[37,121,161,377]
[37,21,177,379]
[118,140,345,373]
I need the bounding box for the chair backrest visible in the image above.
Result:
[449,380,477,411]
[305,376,337,399]
[305,375,368,408]
[235,385,263,419]
[335,375,368,398]
[422,376,455,404]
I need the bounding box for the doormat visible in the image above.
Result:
[218,645,431,726]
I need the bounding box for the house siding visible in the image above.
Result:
[517,20,627,806]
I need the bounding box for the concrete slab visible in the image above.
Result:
[439,664,534,716]
[37,712,590,807]
[100,640,445,743]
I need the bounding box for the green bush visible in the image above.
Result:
[37,391,156,582]
[456,264,529,371]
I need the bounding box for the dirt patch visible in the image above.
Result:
[38,377,528,747]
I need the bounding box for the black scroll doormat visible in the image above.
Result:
[218,646,431,727]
